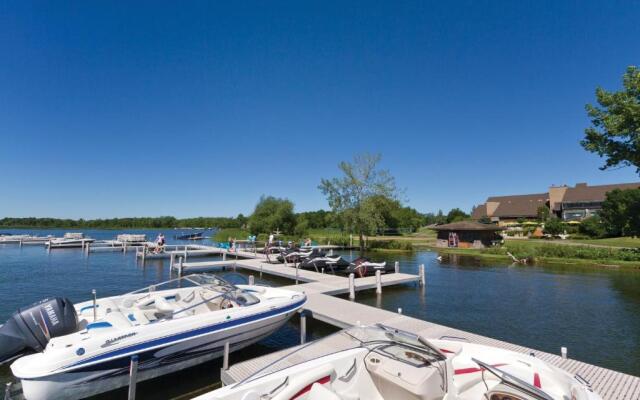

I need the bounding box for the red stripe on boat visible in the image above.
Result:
[440,348,454,354]
[534,372,541,388]
[454,363,508,375]
[291,375,331,399]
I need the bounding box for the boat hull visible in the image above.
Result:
[19,311,292,400]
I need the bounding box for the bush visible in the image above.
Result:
[579,216,606,238]
[366,240,414,251]
[543,218,564,235]
[485,241,640,262]
[214,228,251,243]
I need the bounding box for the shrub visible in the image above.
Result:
[214,228,251,243]
[366,240,414,251]
[578,216,606,238]
[543,218,564,235]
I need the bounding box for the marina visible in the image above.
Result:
[0,229,638,399]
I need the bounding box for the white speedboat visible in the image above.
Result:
[46,233,95,249]
[199,324,601,400]
[0,274,305,400]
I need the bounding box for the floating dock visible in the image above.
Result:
[178,247,639,400]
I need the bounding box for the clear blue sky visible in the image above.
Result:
[1,1,639,218]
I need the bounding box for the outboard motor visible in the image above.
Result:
[0,297,77,363]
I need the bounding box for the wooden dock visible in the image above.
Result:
[179,247,640,400]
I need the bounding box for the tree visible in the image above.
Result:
[319,153,398,251]
[579,216,606,238]
[599,188,640,237]
[537,205,550,222]
[581,66,640,172]
[543,218,564,236]
[446,208,469,223]
[248,196,296,235]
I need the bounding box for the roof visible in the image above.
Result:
[470,204,487,219]
[487,193,548,217]
[561,182,640,203]
[430,221,503,231]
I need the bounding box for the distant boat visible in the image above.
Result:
[175,231,205,240]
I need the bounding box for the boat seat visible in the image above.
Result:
[309,383,341,400]
[153,295,178,318]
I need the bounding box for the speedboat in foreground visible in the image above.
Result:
[198,324,601,400]
[1,274,306,400]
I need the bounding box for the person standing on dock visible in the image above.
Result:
[154,233,166,254]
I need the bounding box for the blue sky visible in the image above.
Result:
[1,1,639,218]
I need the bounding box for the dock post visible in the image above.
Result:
[349,273,355,300]
[561,347,567,359]
[375,270,382,294]
[19,238,22,248]
[184,249,188,262]
[398,307,402,314]
[170,253,175,269]
[123,243,127,254]
[259,264,263,278]
[221,341,230,382]
[222,252,226,261]
[178,257,183,276]
[295,265,299,285]
[321,267,325,274]
[141,245,146,263]
[92,289,97,321]
[85,241,91,255]
[418,264,426,286]
[128,355,139,400]
[5,381,12,400]
[394,261,400,273]
[299,310,307,344]
[248,275,255,285]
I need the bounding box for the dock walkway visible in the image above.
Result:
[182,247,640,400]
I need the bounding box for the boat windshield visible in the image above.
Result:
[345,324,446,359]
[125,273,237,296]
[472,358,554,400]
[233,324,445,388]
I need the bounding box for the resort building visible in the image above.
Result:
[431,221,504,248]
[472,182,640,224]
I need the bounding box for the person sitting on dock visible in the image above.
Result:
[154,233,166,254]
[304,238,312,247]
[229,237,235,253]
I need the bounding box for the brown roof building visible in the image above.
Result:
[430,221,503,248]
[472,182,640,224]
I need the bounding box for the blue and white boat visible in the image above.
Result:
[1,274,306,400]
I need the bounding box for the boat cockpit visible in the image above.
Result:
[78,274,261,330]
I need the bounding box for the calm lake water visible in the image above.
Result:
[0,229,638,399]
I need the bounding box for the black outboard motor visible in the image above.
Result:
[0,297,78,363]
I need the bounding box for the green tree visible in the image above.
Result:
[599,188,640,237]
[248,196,296,235]
[319,153,398,251]
[581,66,640,172]
[543,218,564,236]
[578,216,606,238]
[537,205,550,222]
[446,208,469,223]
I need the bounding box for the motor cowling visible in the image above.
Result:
[0,297,78,363]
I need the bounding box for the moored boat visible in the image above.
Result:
[197,324,601,400]
[2,274,306,400]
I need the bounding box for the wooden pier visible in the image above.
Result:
[178,248,640,400]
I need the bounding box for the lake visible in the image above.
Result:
[0,229,638,399]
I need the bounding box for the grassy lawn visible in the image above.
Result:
[566,237,640,248]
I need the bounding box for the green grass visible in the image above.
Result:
[566,237,640,248]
